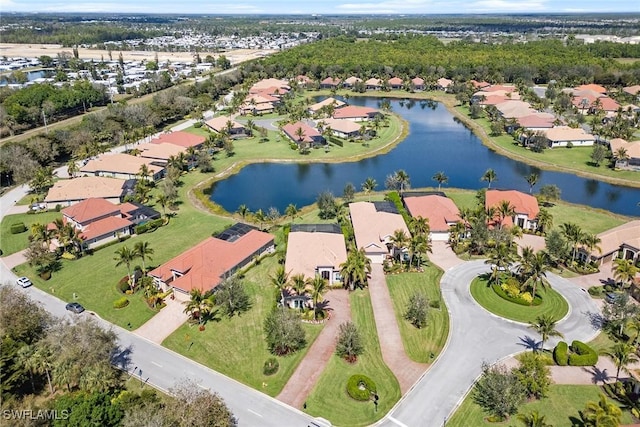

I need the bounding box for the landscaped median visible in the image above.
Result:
[470,275,569,323]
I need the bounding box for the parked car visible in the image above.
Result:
[605,292,623,304]
[65,302,85,314]
[16,276,32,288]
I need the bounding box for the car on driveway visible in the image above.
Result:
[16,277,32,288]
[65,302,85,314]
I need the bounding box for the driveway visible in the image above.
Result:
[134,297,189,344]
[429,241,464,271]
[277,289,351,409]
[1,249,27,270]
[377,260,601,426]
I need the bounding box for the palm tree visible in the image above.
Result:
[612,259,639,289]
[519,251,552,304]
[361,177,377,201]
[496,200,516,230]
[517,410,551,427]
[485,243,517,285]
[340,246,372,291]
[525,173,539,194]
[560,222,584,263]
[529,314,564,351]
[535,208,553,234]
[481,168,497,188]
[580,394,622,427]
[294,126,306,143]
[409,234,430,269]
[311,276,327,321]
[31,222,53,248]
[114,245,136,287]
[614,147,629,167]
[182,289,214,324]
[409,216,430,239]
[395,169,410,194]
[133,241,154,274]
[254,209,266,230]
[285,203,299,224]
[582,234,602,260]
[156,193,168,217]
[390,229,409,264]
[432,171,448,190]
[66,160,79,178]
[607,342,639,381]
[138,163,151,181]
[270,265,290,308]
[290,273,308,297]
[236,204,249,221]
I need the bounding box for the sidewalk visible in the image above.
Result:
[277,289,351,409]
[133,297,189,344]
[368,264,427,393]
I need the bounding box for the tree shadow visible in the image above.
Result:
[518,335,540,352]
[582,366,611,384]
[585,310,605,330]
[569,415,584,427]
[201,308,222,326]
[111,344,133,371]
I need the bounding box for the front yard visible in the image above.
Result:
[1,211,61,256]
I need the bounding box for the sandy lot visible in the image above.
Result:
[0,43,276,65]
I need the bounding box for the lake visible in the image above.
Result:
[210,97,640,217]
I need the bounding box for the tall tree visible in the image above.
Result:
[612,259,639,289]
[528,314,564,351]
[607,342,639,381]
[133,241,154,274]
[114,246,136,287]
[432,171,448,190]
[340,246,372,291]
[519,250,552,303]
[285,203,299,224]
[525,173,539,194]
[236,204,249,221]
[342,182,356,203]
[560,222,585,264]
[310,276,327,321]
[270,266,289,308]
[361,177,377,201]
[481,168,497,188]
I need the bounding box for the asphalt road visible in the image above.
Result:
[377,260,601,427]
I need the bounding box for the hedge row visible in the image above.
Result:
[346,374,377,401]
[553,341,568,366]
[491,283,542,306]
[553,340,598,366]
[135,218,165,235]
[10,222,27,234]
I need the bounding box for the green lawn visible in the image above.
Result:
[1,211,61,255]
[447,384,633,427]
[13,171,233,329]
[304,289,401,427]
[162,255,323,397]
[546,201,629,235]
[456,106,640,187]
[588,331,618,355]
[470,276,569,323]
[386,266,449,363]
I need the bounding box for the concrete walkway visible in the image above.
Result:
[133,297,189,344]
[368,263,427,394]
[277,289,351,409]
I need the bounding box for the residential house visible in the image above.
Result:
[470,80,491,89]
[365,78,382,91]
[436,77,453,91]
[119,202,161,226]
[61,198,133,249]
[249,78,290,95]
[151,131,206,150]
[320,118,361,139]
[293,75,312,87]
[575,83,607,95]
[485,189,539,230]
[239,93,278,115]
[494,100,537,120]
[578,220,640,265]
[80,153,164,181]
[387,77,403,90]
[411,77,425,91]
[308,97,346,116]
[332,105,380,122]
[402,192,461,241]
[349,201,411,263]
[623,85,640,99]
[516,113,557,132]
[137,142,188,165]
[608,138,640,169]
[204,116,247,136]
[319,77,341,89]
[282,121,323,146]
[149,224,274,294]
[542,127,596,148]
[44,176,133,208]
[285,224,347,286]
[343,76,362,88]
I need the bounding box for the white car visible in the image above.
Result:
[16,277,33,288]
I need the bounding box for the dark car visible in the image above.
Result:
[65,302,85,314]
[605,292,623,304]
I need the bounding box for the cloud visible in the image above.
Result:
[468,0,547,12]
[336,0,440,13]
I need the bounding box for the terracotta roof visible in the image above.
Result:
[486,190,539,227]
[249,78,289,93]
[609,138,640,159]
[593,220,640,257]
[294,75,312,84]
[388,77,403,86]
[365,78,382,86]
[285,231,348,279]
[349,202,410,255]
[623,85,640,96]
[45,176,126,203]
[470,80,491,89]
[137,142,186,161]
[479,95,511,106]
[149,230,274,293]
[321,118,361,134]
[204,116,245,133]
[495,100,536,119]
[412,77,425,86]
[404,195,461,232]
[333,105,379,120]
[544,127,596,143]
[517,113,556,129]
[151,131,206,148]
[484,84,517,93]
[343,76,362,86]
[80,153,163,176]
[245,93,278,104]
[79,215,132,241]
[62,198,121,224]
[575,83,607,94]
[320,77,341,86]
[437,77,452,88]
[308,97,346,113]
[282,121,321,144]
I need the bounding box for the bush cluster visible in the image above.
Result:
[113,297,130,309]
[553,341,569,366]
[588,286,604,297]
[117,276,131,293]
[135,218,164,235]
[553,340,597,366]
[10,222,27,234]
[262,358,279,376]
[492,283,542,306]
[346,374,377,401]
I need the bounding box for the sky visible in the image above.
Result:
[1,0,639,15]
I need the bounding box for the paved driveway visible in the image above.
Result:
[134,297,189,344]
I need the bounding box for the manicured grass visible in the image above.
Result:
[304,289,401,427]
[0,211,61,255]
[588,331,618,356]
[162,255,323,397]
[446,188,481,212]
[546,201,628,235]
[386,265,449,363]
[470,276,569,323]
[456,106,640,186]
[447,384,633,427]
[13,171,233,329]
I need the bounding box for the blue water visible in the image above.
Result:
[210,97,640,217]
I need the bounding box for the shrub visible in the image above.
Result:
[553,341,569,366]
[193,121,203,128]
[405,293,429,329]
[429,299,441,309]
[10,222,27,234]
[262,358,279,376]
[113,297,130,309]
[117,276,131,293]
[60,252,76,260]
[346,374,377,401]
[492,283,542,306]
[336,321,364,362]
[588,286,605,297]
[569,340,598,366]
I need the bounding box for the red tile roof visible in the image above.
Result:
[388,77,403,86]
[404,195,461,232]
[332,105,379,120]
[149,230,274,293]
[321,77,341,86]
[151,131,206,148]
[486,190,539,227]
[79,216,132,241]
[282,121,321,144]
[62,198,120,224]
[575,83,607,94]
[516,114,556,129]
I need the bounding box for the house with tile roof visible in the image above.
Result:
[403,193,461,241]
[365,78,382,91]
[44,176,132,208]
[578,220,640,265]
[349,201,410,264]
[137,142,187,164]
[285,224,347,286]
[332,105,380,122]
[411,77,425,91]
[516,113,557,132]
[436,77,453,91]
[575,83,607,94]
[387,77,403,90]
[343,76,362,88]
[249,78,290,95]
[623,85,640,98]
[320,77,341,89]
[239,93,278,115]
[204,116,246,135]
[151,131,206,150]
[320,118,361,139]
[608,138,640,169]
[486,189,539,230]
[80,153,164,181]
[149,226,274,294]
[282,121,323,146]
[61,198,135,248]
[542,127,596,148]
[308,97,346,116]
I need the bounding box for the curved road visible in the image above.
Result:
[378,260,601,427]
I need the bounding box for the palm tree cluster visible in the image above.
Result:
[558,222,601,267]
[269,266,327,320]
[113,241,154,290]
[340,246,372,291]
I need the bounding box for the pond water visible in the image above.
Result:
[210,97,640,217]
[0,69,55,85]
